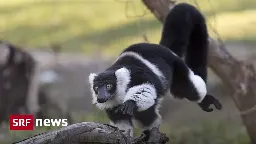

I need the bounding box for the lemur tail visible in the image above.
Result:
[159,3,209,82]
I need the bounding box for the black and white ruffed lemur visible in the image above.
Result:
[88,3,222,138]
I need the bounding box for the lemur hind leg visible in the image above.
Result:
[141,115,162,141]
[106,106,134,137]
[134,98,163,141]
[135,117,161,142]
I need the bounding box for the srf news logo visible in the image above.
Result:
[10,114,68,130]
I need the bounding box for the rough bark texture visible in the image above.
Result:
[14,122,169,144]
[142,0,256,143]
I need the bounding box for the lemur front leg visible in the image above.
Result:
[115,83,158,139]
[115,83,157,115]
[114,100,137,116]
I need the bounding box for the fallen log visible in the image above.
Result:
[14,122,169,144]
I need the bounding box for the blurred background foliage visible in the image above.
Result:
[0,0,256,56]
[0,0,255,143]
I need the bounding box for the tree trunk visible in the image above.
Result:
[142,0,256,143]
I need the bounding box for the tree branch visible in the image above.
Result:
[14,122,169,144]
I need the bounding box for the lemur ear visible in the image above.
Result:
[89,73,98,85]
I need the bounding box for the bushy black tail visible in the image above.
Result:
[159,3,209,82]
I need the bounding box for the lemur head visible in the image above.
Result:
[89,67,130,105]
[89,71,117,103]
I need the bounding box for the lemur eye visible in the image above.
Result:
[106,84,112,90]
[94,86,98,92]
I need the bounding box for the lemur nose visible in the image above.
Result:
[97,98,107,103]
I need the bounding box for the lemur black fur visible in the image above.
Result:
[89,3,222,138]
[160,3,208,82]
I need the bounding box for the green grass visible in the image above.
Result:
[165,121,250,144]
[0,0,255,56]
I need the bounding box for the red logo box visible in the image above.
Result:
[9,114,34,130]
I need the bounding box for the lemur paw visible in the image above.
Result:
[199,94,222,112]
[115,100,137,116]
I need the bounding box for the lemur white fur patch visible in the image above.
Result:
[188,69,207,103]
[124,83,157,111]
[89,73,98,104]
[154,97,163,128]
[88,67,131,110]
[118,51,165,81]
[115,67,131,103]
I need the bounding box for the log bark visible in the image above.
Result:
[14,122,169,144]
[142,0,256,143]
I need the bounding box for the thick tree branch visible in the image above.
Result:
[14,122,169,144]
